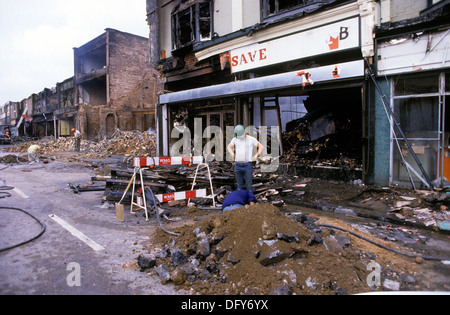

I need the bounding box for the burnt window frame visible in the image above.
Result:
[428,0,444,6]
[261,0,328,19]
[172,1,214,51]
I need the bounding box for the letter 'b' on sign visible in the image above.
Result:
[340,27,349,40]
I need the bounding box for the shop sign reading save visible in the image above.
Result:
[229,17,360,73]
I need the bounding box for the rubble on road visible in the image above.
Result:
[102,161,277,206]
[101,159,450,233]
[4,127,448,232]
[68,181,106,194]
[0,154,22,164]
[5,129,157,161]
[138,204,420,295]
[347,187,450,231]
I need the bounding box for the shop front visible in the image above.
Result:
[158,14,370,179]
[377,27,450,188]
[53,106,78,137]
[159,59,366,174]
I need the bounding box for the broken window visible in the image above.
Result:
[430,0,444,6]
[262,0,334,18]
[281,88,363,170]
[391,73,445,186]
[263,0,307,17]
[172,1,213,50]
[199,2,212,41]
[177,9,194,48]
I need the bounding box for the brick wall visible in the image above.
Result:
[77,29,163,140]
[390,0,428,22]
[108,30,151,101]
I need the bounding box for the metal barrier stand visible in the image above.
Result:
[116,156,216,226]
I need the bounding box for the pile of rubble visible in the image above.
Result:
[137,204,419,295]
[95,130,157,158]
[103,157,449,233]
[387,190,450,231]
[349,187,450,232]
[0,154,22,164]
[102,161,282,205]
[281,106,363,183]
[5,130,157,159]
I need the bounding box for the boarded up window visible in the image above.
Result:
[59,120,71,137]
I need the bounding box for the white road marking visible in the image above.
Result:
[13,187,29,199]
[49,214,105,252]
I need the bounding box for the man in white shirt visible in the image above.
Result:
[27,144,41,164]
[72,128,81,152]
[227,125,264,192]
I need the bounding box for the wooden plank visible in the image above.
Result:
[105,178,167,188]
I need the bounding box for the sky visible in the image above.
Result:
[0,0,149,106]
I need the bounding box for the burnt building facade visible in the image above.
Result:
[53,77,76,137]
[73,28,161,140]
[147,0,450,188]
[31,87,59,138]
[148,0,377,182]
[4,28,162,142]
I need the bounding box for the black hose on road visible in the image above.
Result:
[145,187,180,236]
[0,207,46,253]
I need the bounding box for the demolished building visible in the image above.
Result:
[74,28,162,140]
[53,77,76,137]
[2,28,162,141]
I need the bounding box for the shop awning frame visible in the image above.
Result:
[159,60,365,105]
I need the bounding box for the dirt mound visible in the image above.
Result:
[0,154,22,163]
[140,204,417,295]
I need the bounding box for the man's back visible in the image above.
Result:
[222,190,257,210]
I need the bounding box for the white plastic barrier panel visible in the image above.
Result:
[133,156,203,168]
[156,189,207,203]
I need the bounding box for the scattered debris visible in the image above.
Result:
[5,129,449,232]
[0,154,23,164]
[5,129,157,161]
[68,182,106,194]
[138,204,419,295]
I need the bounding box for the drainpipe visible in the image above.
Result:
[147,0,161,68]
[54,115,57,139]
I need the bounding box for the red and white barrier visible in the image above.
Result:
[133,156,203,168]
[156,189,207,203]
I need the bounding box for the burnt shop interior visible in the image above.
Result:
[167,78,365,181]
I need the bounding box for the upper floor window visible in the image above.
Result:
[172,1,213,50]
[262,0,333,19]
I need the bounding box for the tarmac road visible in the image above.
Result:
[1,150,449,295]
[0,154,184,295]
